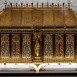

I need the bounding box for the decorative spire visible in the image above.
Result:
[4,0,7,9]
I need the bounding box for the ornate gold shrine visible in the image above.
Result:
[0,4,77,66]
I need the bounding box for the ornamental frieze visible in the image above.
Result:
[0,29,76,33]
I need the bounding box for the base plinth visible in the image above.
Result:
[33,57,42,62]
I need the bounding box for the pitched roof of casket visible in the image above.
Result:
[0,7,77,27]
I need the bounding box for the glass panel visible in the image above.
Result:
[66,34,74,58]
[70,42,74,57]
[12,42,16,57]
[12,35,20,58]
[49,41,52,56]
[23,42,26,57]
[44,34,53,58]
[22,34,31,58]
[55,34,64,58]
[1,42,5,57]
[1,35,9,58]
[16,42,20,57]
[27,42,31,57]
[6,42,9,57]
[60,42,63,57]
[66,42,69,57]
[55,42,59,57]
[44,41,48,57]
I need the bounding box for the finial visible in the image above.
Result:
[58,2,59,8]
[4,0,7,9]
[52,2,54,7]
[63,2,65,8]
[31,2,33,8]
[42,2,43,8]
[21,2,23,8]
[47,1,48,8]
[68,1,70,8]
[10,2,12,8]
[26,2,28,8]
[16,2,17,8]
[37,2,38,8]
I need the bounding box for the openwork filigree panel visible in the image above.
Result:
[11,34,20,58]
[1,34,9,58]
[55,34,64,58]
[44,34,53,58]
[66,34,74,58]
[22,34,31,58]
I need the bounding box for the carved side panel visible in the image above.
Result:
[22,10,32,26]
[1,34,9,58]
[33,10,43,26]
[55,34,64,58]
[65,10,75,26]
[43,10,53,26]
[11,10,21,26]
[1,10,11,26]
[44,34,53,58]
[22,34,31,58]
[54,10,64,26]
[11,34,20,58]
[66,34,74,58]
